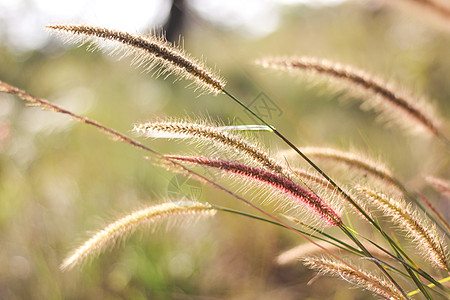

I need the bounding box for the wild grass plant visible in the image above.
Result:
[1,4,450,299]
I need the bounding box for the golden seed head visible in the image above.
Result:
[47,24,226,95]
[134,120,289,177]
[257,56,442,137]
[304,257,409,300]
[60,201,216,271]
[358,186,449,271]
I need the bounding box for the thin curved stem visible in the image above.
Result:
[213,205,361,256]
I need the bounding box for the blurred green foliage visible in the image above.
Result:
[1,2,449,299]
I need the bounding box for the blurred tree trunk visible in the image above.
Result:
[164,0,186,43]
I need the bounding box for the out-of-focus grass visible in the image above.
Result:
[1,2,449,299]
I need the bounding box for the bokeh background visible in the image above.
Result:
[1,0,449,299]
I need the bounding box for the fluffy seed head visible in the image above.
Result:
[358,186,449,271]
[134,120,289,177]
[304,257,409,300]
[257,56,443,137]
[46,24,226,95]
[60,201,216,271]
[167,155,342,227]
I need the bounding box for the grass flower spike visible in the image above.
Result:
[134,120,289,177]
[166,155,342,227]
[304,257,409,300]
[46,24,226,95]
[257,56,443,137]
[60,201,216,271]
[358,186,449,271]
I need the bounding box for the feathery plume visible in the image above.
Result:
[427,176,450,198]
[256,56,443,137]
[304,257,409,300]
[166,155,342,226]
[358,186,449,271]
[46,24,226,95]
[60,201,216,271]
[134,120,289,177]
